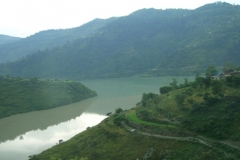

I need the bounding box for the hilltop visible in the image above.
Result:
[0,2,240,79]
[0,76,96,119]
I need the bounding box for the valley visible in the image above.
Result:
[0,76,192,160]
[30,73,240,160]
[0,3,240,80]
[0,2,240,160]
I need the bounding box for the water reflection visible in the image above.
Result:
[0,76,195,160]
[0,98,96,142]
[0,112,106,160]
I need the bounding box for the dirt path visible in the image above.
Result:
[122,122,240,154]
[122,122,212,147]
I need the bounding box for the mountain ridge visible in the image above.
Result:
[0,2,240,79]
[0,18,116,63]
[0,34,21,46]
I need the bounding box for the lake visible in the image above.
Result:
[0,76,194,160]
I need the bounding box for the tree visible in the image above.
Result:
[138,109,149,120]
[115,107,123,114]
[204,77,211,87]
[50,154,62,160]
[159,86,172,94]
[223,62,235,73]
[206,66,218,77]
[113,115,127,125]
[184,78,188,86]
[175,93,185,105]
[195,76,205,88]
[211,80,222,94]
[169,78,178,88]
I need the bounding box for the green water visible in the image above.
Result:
[0,76,194,160]
[81,76,194,114]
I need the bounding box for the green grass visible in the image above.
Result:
[126,110,178,130]
[31,116,227,160]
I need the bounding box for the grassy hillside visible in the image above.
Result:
[30,116,226,160]
[0,76,96,119]
[136,72,240,142]
[1,2,240,80]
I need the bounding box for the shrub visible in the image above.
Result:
[115,107,123,114]
[159,86,173,94]
[175,93,186,105]
[113,115,128,125]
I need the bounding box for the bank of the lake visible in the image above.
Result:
[0,77,96,119]
[0,76,194,160]
[31,75,240,160]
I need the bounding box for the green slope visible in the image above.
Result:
[0,18,115,63]
[0,76,96,119]
[1,2,240,80]
[30,116,226,160]
[136,73,240,142]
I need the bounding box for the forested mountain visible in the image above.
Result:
[0,18,115,63]
[0,76,96,119]
[0,34,21,46]
[1,2,240,79]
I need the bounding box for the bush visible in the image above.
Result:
[211,80,222,94]
[113,115,128,125]
[115,108,123,114]
[175,93,186,105]
[138,110,149,120]
[184,87,194,96]
[159,86,173,94]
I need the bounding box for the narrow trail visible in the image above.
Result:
[121,122,240,154]
[122,122,212,147]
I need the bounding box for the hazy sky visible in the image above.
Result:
[1,0,239,37]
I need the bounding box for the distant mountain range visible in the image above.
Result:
[0,34,21,46]
[0,2,240,79]
[0,18,115,63]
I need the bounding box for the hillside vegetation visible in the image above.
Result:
[30,66,240,160]
[0,76,96,119]
[0,2,240,80]
[137,66,240,141]
[30,115,226,160]
[0,34,21,45]
[0,18,115,63]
